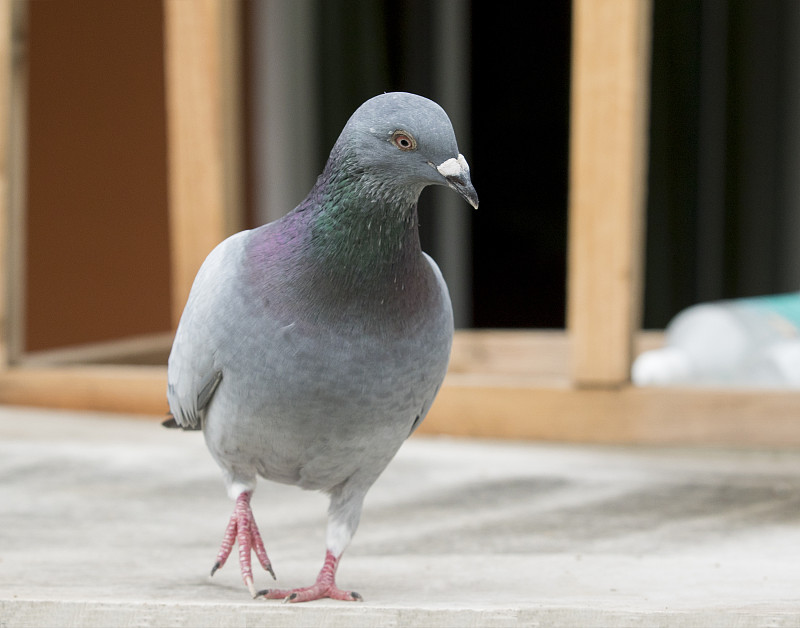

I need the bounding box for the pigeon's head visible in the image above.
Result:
[338,92,479,209]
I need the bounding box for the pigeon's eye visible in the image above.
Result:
[391,131,416,151]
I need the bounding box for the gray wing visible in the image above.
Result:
[164,370,222,430]
[165,232,247,430]
[404,252,453,439]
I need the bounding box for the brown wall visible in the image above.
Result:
[25,0,172,352]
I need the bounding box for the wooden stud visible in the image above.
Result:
[163,0,244,326]
[0,0,12,366]
[567,0,653,386]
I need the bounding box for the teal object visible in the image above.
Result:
[741,293,800,330]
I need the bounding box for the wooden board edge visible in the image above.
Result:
[0,365,168,416]
[0,364,798,447]
[422,380,800,448]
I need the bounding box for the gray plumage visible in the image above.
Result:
[166,92,477,602]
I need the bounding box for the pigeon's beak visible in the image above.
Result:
[436,154,479,209]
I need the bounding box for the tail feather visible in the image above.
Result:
[162,413,179,428]
[161,412,200,430]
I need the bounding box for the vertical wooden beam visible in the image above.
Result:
[163,0,243,327]
[0,0,17,366]
[567,0,652,387]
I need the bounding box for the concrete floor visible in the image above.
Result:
[1,405,799,627]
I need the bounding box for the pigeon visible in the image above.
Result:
[165,92,478,603]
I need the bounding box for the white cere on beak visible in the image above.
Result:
[436,154,469,178]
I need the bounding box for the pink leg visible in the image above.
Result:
[211,491,275,597]
[258,550,362,603]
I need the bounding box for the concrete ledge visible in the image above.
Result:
[4,599,799,628]
[1,406,799,627]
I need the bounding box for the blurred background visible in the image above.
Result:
[13,0,800,359]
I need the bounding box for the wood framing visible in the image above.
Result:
[567,0,652,387]
[0,0,797,449]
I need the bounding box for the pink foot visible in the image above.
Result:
[258,550,362,603]
[211,491,275,597]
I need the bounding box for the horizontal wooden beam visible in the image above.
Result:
[1,351,799,447]
[422,380,800,448]
[0,365,167,415]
